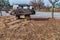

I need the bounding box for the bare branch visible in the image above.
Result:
[49,0,59,5]
[54,0,59,3]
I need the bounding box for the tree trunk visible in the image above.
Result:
[52,5,54,18]
[0,11,2,16]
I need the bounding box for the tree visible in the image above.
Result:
[0,0,4,16]
[33,0,36,3]
[0,0,10,8]
[30,0,37,9]
[37,0,44,9]
[30,0,44,10]
[49,0,59,18]
[55,2,60,8]
[3,0,10,7]
[0,0,10,15]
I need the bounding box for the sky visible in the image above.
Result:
[9,0,60,6]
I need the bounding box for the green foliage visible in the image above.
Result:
[49,0,59,5]
[55,2,60,8]
[0,0,10,7]
[50,6,53,8]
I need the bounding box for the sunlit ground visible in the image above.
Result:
[0,16,60,40]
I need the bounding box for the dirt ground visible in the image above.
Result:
[0,16,60,40]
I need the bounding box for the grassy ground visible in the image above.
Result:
[0,16,60,40]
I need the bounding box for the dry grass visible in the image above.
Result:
[0,16,60,40]
[38,9,60,12]
[39,9,51,12]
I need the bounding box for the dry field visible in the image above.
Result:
[38,9,60,12]
[0,16,60,40]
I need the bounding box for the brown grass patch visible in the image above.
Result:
[0,16,60,40]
